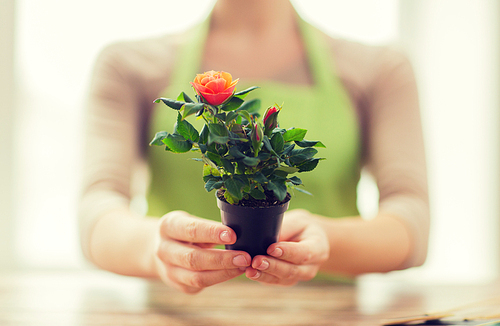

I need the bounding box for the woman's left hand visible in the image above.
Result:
[245,209,330,286]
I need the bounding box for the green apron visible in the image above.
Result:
[147,19,361,221]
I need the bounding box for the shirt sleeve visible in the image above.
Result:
[366,48,430,269]
[78,43,143,260]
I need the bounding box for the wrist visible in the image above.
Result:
[143,217,163,279]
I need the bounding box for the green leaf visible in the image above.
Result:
[295,140,326,148]
[288,148,318,165]
[208,123,229,144]
[270,132,284,153]
[181,102,204,119]
[203,164,220,177]
[257,152,271,161]
[249,187,266,200]
[201,154,218,169]
[206,143,218,154]
[229,147,246,159]
[154,97,185,110]
[199,124,209,144]
[225,177,243,200]
[220,97,244,111]
[197,144,207,153]
[233,174,250,187]
[228,133,248,142]
[282,143,295,156]
[237,98,261,114]
[150,131,169,146]
[236,162,246,174]
[205,178,223,192]
[242,156,260,166]
[216,144,228,156]
[229,124,245,138]
[274,170,288,178]
[176,91,194,103]
[297,158,323,172]
[223,190,238,204]
[206,151,222,166]
[174,114,199,142]
[162,134,192,153]
[251,172,268,184]
[221,159,235,174]
[237,110,253,124]
[276,166,299,174]
[288,176,302,185]
[267,179,287,201]
[294,187,312,196]
[234,86,259,99]
[262,136,279,157]
[203,174,219,183]
[261,167,276,177]
[209,123,228,136]
[283,128,307,142]
[226,111,239,123]
[215,112,227,122]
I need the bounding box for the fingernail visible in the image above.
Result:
[257,259,269,271]
[249,270,261,280]
[238,267,247,272]
[233,255,248,267]
[270,247,283,258]
[220,230,231,243]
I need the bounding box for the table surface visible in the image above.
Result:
[1,270,499,326]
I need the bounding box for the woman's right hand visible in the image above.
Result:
[154,210,251,294]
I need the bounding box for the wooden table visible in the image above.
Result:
[0,270,499,325]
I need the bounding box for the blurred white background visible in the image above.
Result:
[1,0,499,283]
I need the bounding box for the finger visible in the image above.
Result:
[196,243,217,249]
[267,242,312,265]
[160,210,236,244]
[279,209,310,240]
[268,227,329,265]
[167,265,245,293]
[157,240,251,271]
[251,256,317,281]
[245,267,301,286]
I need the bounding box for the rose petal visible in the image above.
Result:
[221,71,233,89]
[191,82,214,95]
[202,91,233,106]
[194,74,205,85]
[226,78,239,90]
[205,78,226,93]
[264,106,278,123]
[224,83,237,94]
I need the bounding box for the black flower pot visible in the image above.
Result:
[217,194,290,258]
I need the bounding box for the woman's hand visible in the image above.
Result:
[154,210,251,294]
[245,209,330,286]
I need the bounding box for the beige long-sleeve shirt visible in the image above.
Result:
[80,28,429,270]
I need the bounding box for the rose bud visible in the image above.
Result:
[190,70,239,106]
[251,122,264,156]
[263,105,280,136]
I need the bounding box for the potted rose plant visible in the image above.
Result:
[150,71,324,257]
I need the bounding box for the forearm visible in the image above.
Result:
[87,208,159,278]
[315,213,411,276]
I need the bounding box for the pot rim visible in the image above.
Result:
[216,191,290,214]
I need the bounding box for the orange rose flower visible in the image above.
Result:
[190,70,239,106]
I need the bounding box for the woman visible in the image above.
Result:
[80,0,429,294]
